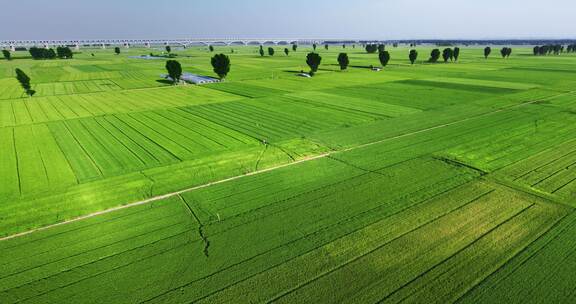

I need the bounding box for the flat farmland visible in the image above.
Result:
[1,44,576,303]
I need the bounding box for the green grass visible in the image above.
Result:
[1,45,576,303]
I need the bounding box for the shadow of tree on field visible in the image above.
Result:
[156,79,174,85]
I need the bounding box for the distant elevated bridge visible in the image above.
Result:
[0,38,379,50]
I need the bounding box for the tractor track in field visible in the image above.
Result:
[1,92,573,242]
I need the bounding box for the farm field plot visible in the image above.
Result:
[494,138,576,204]
[1,45,576,303]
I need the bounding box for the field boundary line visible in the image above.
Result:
[1,91,574,242]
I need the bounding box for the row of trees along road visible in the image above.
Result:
[165,54,231,84]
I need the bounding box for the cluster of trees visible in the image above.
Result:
[567,44,576,53]
[165,54,231,84]
[365,44,385,54]
[2,50,10,60]
[500,47,513,58]
[56,47,73,59]
[28,46,73,59]
[533,45,563,56]
[429,47,460,63]
[29,47,56,59]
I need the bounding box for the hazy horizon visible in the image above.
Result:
[2,0,576,40]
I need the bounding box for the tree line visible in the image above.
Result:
[365,44,386,54]
[533,45,563,56]
[428,47,460,63]
[29,46,73,59]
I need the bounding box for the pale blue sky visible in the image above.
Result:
[2,0,575,40]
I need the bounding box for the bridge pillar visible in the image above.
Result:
[75,43,80,51]
[10,44,15,52]
[101,43,106,49]
[124,43,130,48]
[145,42,151,48]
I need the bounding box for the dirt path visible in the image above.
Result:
[0,93,571,242]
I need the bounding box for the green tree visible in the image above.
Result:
[378,44,385,53]
[56,46,71,59]
[268,47,275,56]
[165,60,182,84]
[292,44,298,52]
[379,51,391,67]
[165,45,171,53]
[47,49,56,59]
[209,45,214,52]
[30,47,58,59]
[442,48,453,62]
[337,53,349,70]
[484,47,492,59]
[15,68,35,96]
[259,45,265,57]
[365,44,378,54]
[306,52,322,75]
[500,47,512,58]
[284,48,290,56]
[114,47,121,55]
[453,47,460,61]
[211,53,231,79]
[313,44,317,51]
[2,50,11,60]
[324,44,329,50]
[409,49,418,64]
[429,49,441,63]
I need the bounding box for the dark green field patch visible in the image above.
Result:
[203,82,290,98]
[400,79,521,94]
